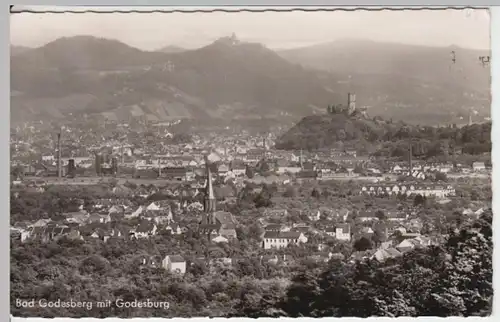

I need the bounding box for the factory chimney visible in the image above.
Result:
[408,138,413,177]
[57,130,62,178]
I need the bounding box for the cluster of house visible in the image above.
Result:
[360,183,456,198]
[10,201,189,244]
[257,204,449,263]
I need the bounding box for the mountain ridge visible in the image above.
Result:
[10,35,491,125]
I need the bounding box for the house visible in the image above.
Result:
[164,222,182,235]
[26,225,74,243]
[162,255,186,275]
[387,213,408,222]
[263,209,288,217]
[65,212,89,226]
[308,210,321,221]
[472,162,486,172]
[146,202,162,211]
[372,248,402,262]
[357,212,378,222]
[264,224,284,232]
[396,238,420,253]
[230,160,247,176]
[87,213,111,224]
[324,227,336,238]
[292,224,311,235]
[218,164,230,176]
[262,231,308,249]
[131,222,157,239]
[90,228,122,242]
[335,224,351,241]
[30,219,51,228]
[212,235,229,243]
[125,206,144,219]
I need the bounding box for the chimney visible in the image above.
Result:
[57,130,62,178]
[409,138,413,176]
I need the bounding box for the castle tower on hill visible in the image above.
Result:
[347,93,356,115]
[327,92,357,115]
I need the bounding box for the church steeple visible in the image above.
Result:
[204,155,216,213]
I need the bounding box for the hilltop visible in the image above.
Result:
[275,110,491,158]
[157,45,186,53]
[10,35,333,123]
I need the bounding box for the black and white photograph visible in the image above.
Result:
[9,6,492,318]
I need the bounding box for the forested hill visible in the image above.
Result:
[274,112,491,158]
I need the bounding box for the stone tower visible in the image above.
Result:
[347,93,356,115]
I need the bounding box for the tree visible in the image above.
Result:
[311,188,321,199]
[413,194,426,207]
[375,210,386,220]
[245,166,255,179]
[354,237,373,252]
[434,172,447,182]
[283,186,297,198]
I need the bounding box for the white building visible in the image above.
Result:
[335,224,351,241]
[472,162,486,172]
[262,231,307,249]
[162,255,186,275]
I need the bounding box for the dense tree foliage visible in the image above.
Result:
[275,114,491,159]
[275,210,492,318]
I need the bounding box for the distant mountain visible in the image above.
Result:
[278,39,490,91]
[10,35,333,123]
[10,45,32,56]
[157,45,186,53]
[278,39,491,122]
[11,36,167,70]
[10,36,492,125]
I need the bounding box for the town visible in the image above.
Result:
[10,115,491,269]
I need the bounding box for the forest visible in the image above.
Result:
[275,113,491,158]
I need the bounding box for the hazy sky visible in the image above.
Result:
[10,6,491,51]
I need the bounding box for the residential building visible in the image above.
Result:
[335,224,351,241]
[262,231,308,249]
[162,255,186,275]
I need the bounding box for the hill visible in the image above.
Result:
[278,39,491,122]
[278,39,490,91]
[275,110,491,159]
[10,35,334,123]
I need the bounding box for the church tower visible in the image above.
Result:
[203,155,216,214]
[199,154,219,240]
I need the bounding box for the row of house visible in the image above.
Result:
[360,183,456,198]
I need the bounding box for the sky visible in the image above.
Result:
[10,6,491,51]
